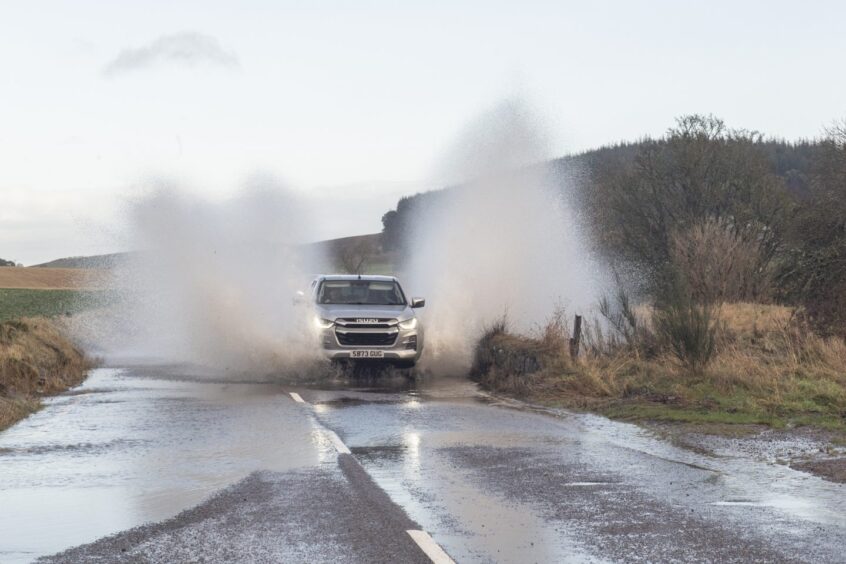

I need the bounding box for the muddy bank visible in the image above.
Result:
[645,421,846,484]
[792,458,846,483]
[0,317,90,430]
[471,329,566,397]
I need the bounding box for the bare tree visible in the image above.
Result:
[670,216,772,303]
[338,239,371,274]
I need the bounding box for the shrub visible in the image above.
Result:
[669,216,773,303]
[653,299,719,372]
[584,285,658,358]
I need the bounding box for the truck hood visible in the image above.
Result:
[314,304,412,321]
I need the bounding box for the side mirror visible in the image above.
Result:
[411,297,426,309]
[293,290,306,306]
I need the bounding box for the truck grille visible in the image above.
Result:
[335,318,396,329]
[336,331,398,347]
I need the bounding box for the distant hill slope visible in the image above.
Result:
[33,253,132,269]
[305,233,382,256]
[30,233,392,275]
[307,233,395,275]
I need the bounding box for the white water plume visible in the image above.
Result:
[83,175,325,373]
[407,101,607,372]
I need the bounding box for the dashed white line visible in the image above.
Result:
[287,391,350,454]
[406,530,455,564]
[326,430,352,454]
[287,390,448,562]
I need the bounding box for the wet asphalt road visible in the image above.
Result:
[1,366,845,563]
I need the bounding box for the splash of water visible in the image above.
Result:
[76,175,325,374]
[406,101,607,372]
[70,101,605,378]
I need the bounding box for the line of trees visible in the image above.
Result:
[778,121,846,335]
[588,115,789,302]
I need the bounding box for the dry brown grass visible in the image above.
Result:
[718,302,794,338]
[0,396,40,430]
[475,302,846,430]
[714,304,846,377]
[0,317,90,430]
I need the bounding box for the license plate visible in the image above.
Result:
[350,350,385,359]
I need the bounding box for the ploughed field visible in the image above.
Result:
[0,267,106,290]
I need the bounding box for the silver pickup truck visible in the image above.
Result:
[306,274,425,367]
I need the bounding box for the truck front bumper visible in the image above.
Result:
[319,326,423,362]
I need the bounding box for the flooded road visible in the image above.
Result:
[0,367,322,563]
[301,382,846,562]
[1,366,845,562]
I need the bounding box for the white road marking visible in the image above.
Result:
[289,392,350,454]
[406,530,455,564]
[327,430,352,454]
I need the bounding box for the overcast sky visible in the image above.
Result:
[2,0,845,264]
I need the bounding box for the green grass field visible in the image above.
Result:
[0,289,117,322]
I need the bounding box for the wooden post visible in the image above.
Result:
[569,314,582,359]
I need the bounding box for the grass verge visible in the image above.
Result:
[0,317,91,431]
[472,303,846,432]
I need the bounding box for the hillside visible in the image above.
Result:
[380,136,821,254]
[30,233,393,277]
[306,233,396,274]
[33,252,131,269]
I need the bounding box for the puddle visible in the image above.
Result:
[314,397,409,408]
[310,380,846,561]
[357,433,591,562]
[352,444,409,461]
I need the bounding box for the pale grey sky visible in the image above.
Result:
[2,0,845,264]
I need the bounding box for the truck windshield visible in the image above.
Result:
[317,280,406,306]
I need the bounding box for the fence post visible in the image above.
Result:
[569,314,582,359]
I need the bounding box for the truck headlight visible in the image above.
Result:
[314,317,334,329]
[398,317,418,330]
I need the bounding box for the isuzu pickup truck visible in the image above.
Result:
[306,275,425,367]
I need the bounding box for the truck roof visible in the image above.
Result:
[316,274,398,282]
